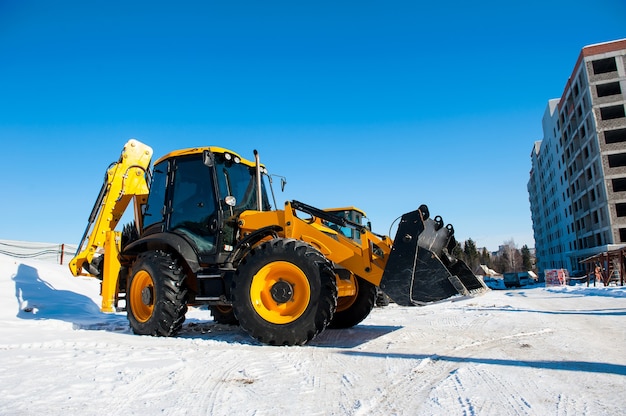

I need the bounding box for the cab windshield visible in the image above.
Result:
[215,154,272,215]
[214,153,272,251]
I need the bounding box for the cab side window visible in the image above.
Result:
[143,162,167,229]
[169,156,218,253]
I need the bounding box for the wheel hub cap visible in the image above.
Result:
[270,279,294,304]
[141,286,154,306]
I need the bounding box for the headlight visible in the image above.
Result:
[225,195,237,206]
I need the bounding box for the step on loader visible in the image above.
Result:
[69,139,488,346]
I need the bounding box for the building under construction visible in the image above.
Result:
[528,38,626,279]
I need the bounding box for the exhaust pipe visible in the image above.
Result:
[254,149,262,211]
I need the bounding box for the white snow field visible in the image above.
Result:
[1,253,625,415]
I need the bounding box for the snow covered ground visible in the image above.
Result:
[1,253,625,415]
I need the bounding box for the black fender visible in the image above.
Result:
[225,225,283,266]
[121,232,202,272]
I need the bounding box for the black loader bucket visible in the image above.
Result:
[380,205,488,306]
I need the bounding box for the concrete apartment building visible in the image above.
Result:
[528,38,626,276]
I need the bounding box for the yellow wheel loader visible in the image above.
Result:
[69,139,487,346]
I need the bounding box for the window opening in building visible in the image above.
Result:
[592,57,617,74]
[600,105,625,120]
[597,82,622,97]
[616,203,626,217]
[608,153,626,168]
[605,128,626,144]
[615,178,626,192]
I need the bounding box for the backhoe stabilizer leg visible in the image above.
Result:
[100,230,122,313]
[380,207,488,306]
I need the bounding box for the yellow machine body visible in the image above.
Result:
[69,139,487,345]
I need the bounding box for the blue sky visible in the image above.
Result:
[1,1,624,251]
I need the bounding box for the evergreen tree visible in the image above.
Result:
[463,238,479,271]
[521,245,532,271]
[452,242,464,260]
[480,247,491,268]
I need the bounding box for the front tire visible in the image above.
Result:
[231,238,337,346]
[328,275,377,329]
[127,250,188,336]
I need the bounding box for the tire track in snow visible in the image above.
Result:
[0,339,190,415]
[356,355,452,415]
[555,393,587,416]
[423,364,538,416]
[554,392,615,416]
[276,347,356,415]
[452,328,554,352]
[169,345,329,415]
[189,349,261,415]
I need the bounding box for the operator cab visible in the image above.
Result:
[141,147,272,263]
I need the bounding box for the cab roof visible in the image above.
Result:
[323,206,367,217]
[154,146,263,169]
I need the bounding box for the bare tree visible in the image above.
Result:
[499,239,524,273]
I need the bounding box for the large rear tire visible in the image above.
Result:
[127,250,188,336]
[328,275,376,329]
[231,238,337,346]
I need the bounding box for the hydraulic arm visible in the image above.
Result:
[69,139,153,311]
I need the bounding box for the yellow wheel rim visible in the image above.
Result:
[250,261,311,324]
[336,275,358,313]
[129,270,155,323]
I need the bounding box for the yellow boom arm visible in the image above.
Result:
[69,139,153,311]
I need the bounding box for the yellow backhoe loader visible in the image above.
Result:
[69,139,487,346]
